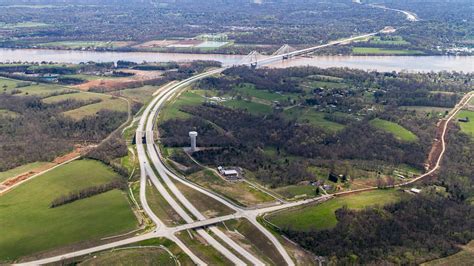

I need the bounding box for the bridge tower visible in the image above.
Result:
[238,50,262,68]
[272,44,296,60]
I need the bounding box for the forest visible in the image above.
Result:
[283,195,474,264]
[0,94,126,171]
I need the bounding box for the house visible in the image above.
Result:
[410,188,421,194]
[223,169,238,178]
[218,166,240,179]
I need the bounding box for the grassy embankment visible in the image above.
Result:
[175,230,233,265]
[78,237,194,266]
[0,160,137,262]
[422,240,474,266]
[219,219,286,265]
[352,47,424,55]
[268,189,405,231]
[370,118,418,142]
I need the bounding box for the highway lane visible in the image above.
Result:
[252,32,379,67]
[368,4,419,22]
[143,71,264,265]
[145,69,295,266]
[138,81,248,265]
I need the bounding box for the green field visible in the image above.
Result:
[268,189,404,231]
[234,83,292,102]
[222,99,272,115]
[80,248,176,266]
[422,241,474,266]
[161,91,204,121]
[456,110,474,138]
[370,118,418,142]
[302,80,348,91]
[0,162,52,183]
[64,97,128,119]
[284,108,345,132]
[273,184,317,199]
[0,77,67,96]
[0,160,137,262]
[369,36,410,45]
[43,91,128,119]
[353,47,424,55]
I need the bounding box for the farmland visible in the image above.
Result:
[42,92,128,119]
[267,190,405,231]
[283,108,345,132]
[0,77,67,96]
[160,91,204,121]
[0,160,137,262]
[222,99,272,115]
[370,118,418,142]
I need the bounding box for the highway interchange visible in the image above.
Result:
[19,6,473,264]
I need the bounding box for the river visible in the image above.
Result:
[0,48,472,72]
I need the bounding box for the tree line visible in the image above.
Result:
[50,178,127,208]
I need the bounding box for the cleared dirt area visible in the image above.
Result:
[426,120,447,172]
[0,145,88,194]
[135,39,205,48]
[74,70,163,92]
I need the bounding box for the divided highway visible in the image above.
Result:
[18,28,442,265]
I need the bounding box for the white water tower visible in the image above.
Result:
[189,131,198,152]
